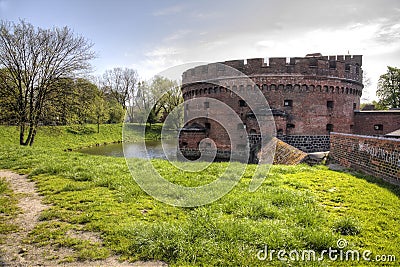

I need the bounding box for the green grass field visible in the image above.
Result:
[0,124,399,266]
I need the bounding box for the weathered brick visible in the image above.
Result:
[330,133,400,185]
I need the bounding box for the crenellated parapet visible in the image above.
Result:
[182,54,363,85]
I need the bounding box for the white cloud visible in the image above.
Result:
[152,5,184,16]
[163,30,191,42]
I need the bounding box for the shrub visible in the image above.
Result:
[333,217,361,235]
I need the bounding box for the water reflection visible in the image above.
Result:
[79,140,178,159]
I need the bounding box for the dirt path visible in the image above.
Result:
[0,170,167,267]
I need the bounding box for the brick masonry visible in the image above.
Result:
[353,110,400,136]
[330,132,400,185]
[179,54,364,159]
[178,54,400,168]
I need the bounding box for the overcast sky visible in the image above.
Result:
[1,0,400,101]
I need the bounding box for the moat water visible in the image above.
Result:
[79,140,178,159]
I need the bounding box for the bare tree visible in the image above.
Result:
[0,20,95,145]
[101,67,138,112]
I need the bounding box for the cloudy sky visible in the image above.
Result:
[1,0,400,101]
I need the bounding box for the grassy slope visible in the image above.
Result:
[0,178,19,244]
[0,124,399,266]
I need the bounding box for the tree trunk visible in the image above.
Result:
[29,126,37,146]
[19,124,25,145]
[97,115,100,133]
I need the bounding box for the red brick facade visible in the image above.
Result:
[179,54,364,158]
[330,133,400,185]
[353,110,400,136]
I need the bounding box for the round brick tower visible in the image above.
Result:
[179,53,363,159]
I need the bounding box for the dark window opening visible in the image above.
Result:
[249,129,257,134]
[277,129,283,136]
[329,60,336,69]
[326,124,334,132]
[353,103,357,110]
[327,101,334,109]
[374,124,383,131]
[286,123,295,129]
[309,58,317,67]
[204,101,209,109]
[205,123,211,130]
[284,99,293,107]
[181,142,188,147]
[239,100,247,107]
[345,64,351,72]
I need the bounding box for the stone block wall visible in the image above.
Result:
[279,135,330,153]
[330,132,400,185]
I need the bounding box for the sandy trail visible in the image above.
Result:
[0,170,166,267]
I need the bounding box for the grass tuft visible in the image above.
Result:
[333,217,362,236]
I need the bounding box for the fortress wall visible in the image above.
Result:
[182,55,363,84]
[179,54,364,155]
[330,133,400,185]
[353,111,400,136]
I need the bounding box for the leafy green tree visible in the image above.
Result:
[0,68,18,124]
[360,100,387,111]
[42,78,102,125]
[105,97,124,124]
[377,66,400,109]
[93,92,108,133]
[0,20,95,145]
[131,76,183,125]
